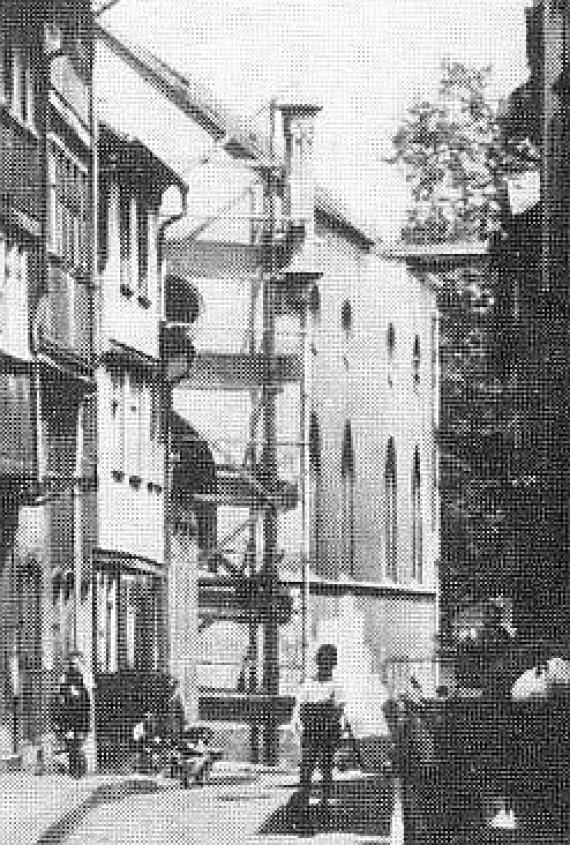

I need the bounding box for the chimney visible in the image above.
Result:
[278,102,322,281]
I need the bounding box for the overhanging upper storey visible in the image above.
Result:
[98,121,188,361]
[98,121,187,202]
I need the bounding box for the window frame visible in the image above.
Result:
[412,448,423,583]
[384,438,398,581]
[341,421,355,577]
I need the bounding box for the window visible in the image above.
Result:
[137,201,149,299]
[384,438,398,580]
[341,421,355,577]
[0,21,35,127]
[412,449,423,582]
[430,316,438,529]
[308,284,320,320]
[0,234,12,331]
[110,368,125,475]
[341,299,352,333]
[123,572,159,671]
[150,381,163,480]
[126,372,142,480]
[308,412,322,566]
[49,142,88,273]
[387,323,396,385]
[110,370,160,484]
[1,34,14,108]
[96,569,159,673]
[119,185,132,291]
[0,232,26,345]
[413,335,421,387]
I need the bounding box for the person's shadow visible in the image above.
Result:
[257,772,392,839]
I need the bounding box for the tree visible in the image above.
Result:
[389,61,535,627]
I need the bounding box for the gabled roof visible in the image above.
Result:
[96,22,374,249]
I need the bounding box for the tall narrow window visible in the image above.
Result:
[119,186,131,292]
[308,284,320,321]
[384,438,398,580]
[0,234,8,332]
[413,334,421,388]
[126,371,142,480]
[430,316,438,529]
[387,323,396,386]
[150,380,162,482]
[412,448,423,583]
[110,368,125,476]
[1,31,14,106]
[137,199,149,300]
[308,412,322,567]
[341,421,355,577]
[19,46,28,123]
[341,299,352,334]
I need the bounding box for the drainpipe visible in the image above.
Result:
[86,5,99,774]
[157,187,189,676]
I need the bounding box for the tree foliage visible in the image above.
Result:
[389,61,533,619]
[390,61,531,245]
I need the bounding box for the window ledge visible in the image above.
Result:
[120,283,134,299]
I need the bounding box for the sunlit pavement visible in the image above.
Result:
[61,768,392,845]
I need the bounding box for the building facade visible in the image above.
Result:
[0,0,96,767]
[94,27,441,759]
[94,123,187,684]
[1,12,442,768]
[498,0,569,646]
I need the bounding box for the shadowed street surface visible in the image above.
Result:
[61,769,392,845]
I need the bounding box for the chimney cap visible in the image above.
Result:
[278,102,322,117]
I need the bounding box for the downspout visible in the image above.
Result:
[157,187,189,676]
[86,6,98,773]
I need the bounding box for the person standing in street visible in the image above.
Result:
[55,653,91,778]
[290,643,346,829]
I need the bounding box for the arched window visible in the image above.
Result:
[341,299,352,333]
[384,438,398,580]
[341,421,355,577]
[387,323,396,385]
[413,335,421,387]
[309,412,322,566]
[308,284,321,319]
[412,449,423,582]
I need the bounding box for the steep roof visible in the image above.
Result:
[96,22,375,249]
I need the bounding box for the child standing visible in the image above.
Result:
[292,643,346,822]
